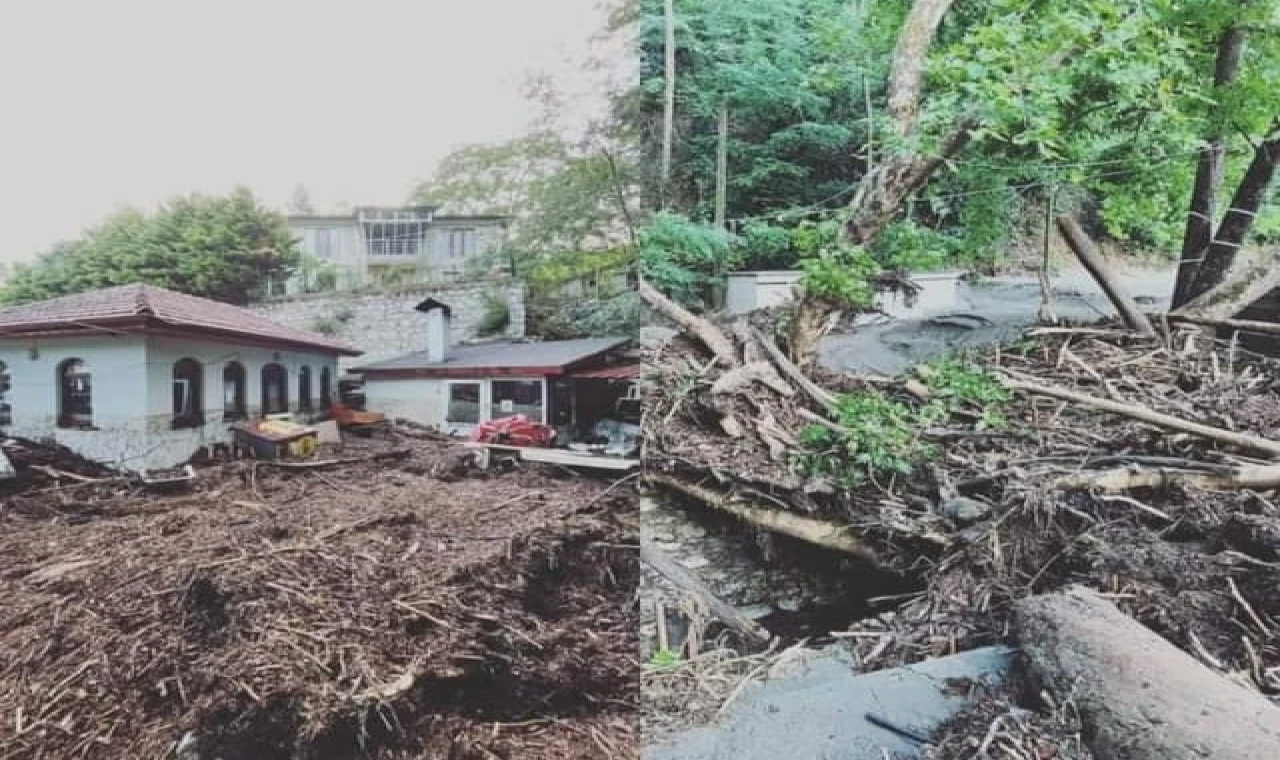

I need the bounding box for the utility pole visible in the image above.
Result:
[714,102,728,228]
[661,0,677,206]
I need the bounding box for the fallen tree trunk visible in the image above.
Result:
[1058,461,1280,493]
[640,542,772,648]
[1014,586,1280,760]
[1004,377,1280,458]
[1056,216,1156,337]
[646,473,880,563]
[639,278,741,368]
[749,325,838,413]
[1171,250,1280,322]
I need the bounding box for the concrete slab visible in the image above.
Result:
[643,646,1013,760]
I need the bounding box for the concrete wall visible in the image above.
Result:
[249,282,527,370]
[0,333,340,471]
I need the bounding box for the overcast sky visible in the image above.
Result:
[0,0,627,264]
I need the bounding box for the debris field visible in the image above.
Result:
[641,313,1280,754]
[0,435,637,759]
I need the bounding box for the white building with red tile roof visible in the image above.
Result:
[0,284,361,470]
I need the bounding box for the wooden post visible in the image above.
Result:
[1055,216,1156,337]
[661,0,676,203]
[714,102,728,229]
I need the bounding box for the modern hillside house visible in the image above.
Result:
[281,206,509,294]
[0,284,360,470]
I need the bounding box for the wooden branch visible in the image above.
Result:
[886,0,957,136]
[640,542,772,647]
[1171,250,1280,322]
[639,278,741,368]
[710,361,795,398]
[1058,462,1280,493]
[1056,216,1156,337]
[646,473,881,563]
[750,325,837,413]
[1004,377,1280,458]
[258,449,412,470]
[1168,314,1280,337]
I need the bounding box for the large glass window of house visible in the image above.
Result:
[0,361,10,426]
[366,220,426,257]
[448,229,476,258]
[223,361,247,420]
[172,358,204,428]
[261,363,289,414]
[446,382,482,425]
[490,379,543,423]
[313,228,335,259]
[57,358,92,429]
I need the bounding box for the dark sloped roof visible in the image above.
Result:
[0,284,361,355]
[355,337,630,375]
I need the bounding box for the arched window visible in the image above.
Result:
[319,366,333,410]
[223,361,247,420]
[298,366,313,412]
[261,363,288,415]
[57,358,92,429]
[172,358,204,428]
[0,361,10,426]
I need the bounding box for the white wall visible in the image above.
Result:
[0,334,150,468]
[0,333,342,471]
[362,374,546,434]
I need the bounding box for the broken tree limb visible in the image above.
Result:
[639,278,741,368]
[646,473,881,564]
[710,361,795,398]
[1014,587,1280,760]
[1055,216,1156,337]
[640,542,772,648]
[1168,314,1280,337]
[1170,249,1280,322]
[1057,461,1280,493]
[749,325,837,413]
[1004,376,1280,458]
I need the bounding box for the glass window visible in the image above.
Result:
[261,363,289,414]
[0,361,10,426]
[319,366,333,409]
[58,358,92,429]
[446,382,482,424]
[490,379,543,423]
[172,358,204,428]
[298,366,313,411]
[223,362,247,420]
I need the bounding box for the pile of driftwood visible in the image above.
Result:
[639,262,1280,751]
[1,437,638,760]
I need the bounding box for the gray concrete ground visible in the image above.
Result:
[643,646,1014,760]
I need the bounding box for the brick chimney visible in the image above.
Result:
[415,298,452,363]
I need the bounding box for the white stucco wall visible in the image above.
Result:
[362,374,546,435]
[0,334,150,468]
[0,333,342,471]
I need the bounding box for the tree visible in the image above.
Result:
[287,184,316,215]
[0,188,299,306]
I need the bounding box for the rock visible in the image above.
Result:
[938,496,992,525]
[1014,586,1280,760]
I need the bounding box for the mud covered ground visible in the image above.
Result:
[0,435,637,759]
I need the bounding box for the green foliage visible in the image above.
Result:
[529,291,642,340]
[0,188,297,306]
[799,391,932,488]
[638,212,737,310]
[476,292,512,336]
[310,316,339,336]
[646,648,681,669]
[799,356,1012,485]
[793,220,879,307]
[639,0,1280,263]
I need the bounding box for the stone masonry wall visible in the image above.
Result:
[249,280,527,370]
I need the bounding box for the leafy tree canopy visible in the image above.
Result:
[0,188,298,306]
